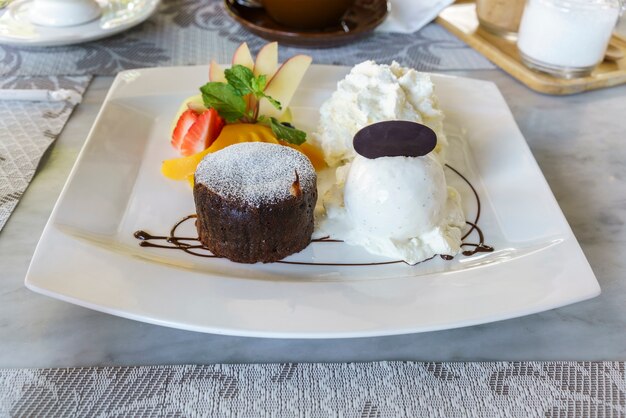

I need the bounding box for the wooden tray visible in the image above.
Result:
[436,3,626,95]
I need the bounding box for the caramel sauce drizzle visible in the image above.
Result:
[134,165,493,266]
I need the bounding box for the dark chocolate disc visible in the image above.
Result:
[353,121,437,159]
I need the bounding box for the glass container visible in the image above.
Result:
[518,0,623,78]
[476,0,527,40]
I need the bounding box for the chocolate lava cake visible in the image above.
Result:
[193,142,317,263]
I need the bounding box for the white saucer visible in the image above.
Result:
[28,0,103,28]
[0,0,160,47]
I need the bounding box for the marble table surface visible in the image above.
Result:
[1,70,625,368]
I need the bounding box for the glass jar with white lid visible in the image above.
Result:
[517,0,624,78]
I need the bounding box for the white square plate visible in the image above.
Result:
[25,65,600,338]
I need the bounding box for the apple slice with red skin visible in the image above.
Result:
[232,42,254,70]
[258,54,312,119]
[209,60,226,82]
[253,41,278,80]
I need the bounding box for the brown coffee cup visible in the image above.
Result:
[261,0,356,30]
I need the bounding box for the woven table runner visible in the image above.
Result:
[0,0,494,77]
[1,362,625,417]
[0,76,91,231]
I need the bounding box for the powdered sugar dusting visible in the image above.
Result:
[195,142,316,207]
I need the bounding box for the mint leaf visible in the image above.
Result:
[269,117,306,145]
[251,74,266,92]
[226,65,282,111]
[200,82,246,122]
[260,93,281,110]
[253,74,282,110]
[224,65,255,96]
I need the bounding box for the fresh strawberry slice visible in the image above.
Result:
[180,108,225,156]
[208,109,225,148]
[171,109,198,151]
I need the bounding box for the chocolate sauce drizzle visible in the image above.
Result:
[134,215,217,258]
[134,165,493,266]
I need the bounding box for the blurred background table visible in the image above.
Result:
[1,4,625,368]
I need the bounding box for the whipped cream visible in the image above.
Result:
[313,61,464,264]
[313,60,447,167]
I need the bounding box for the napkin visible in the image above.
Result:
[0,89,82,103]
[0,76,90,233]
[377,0,455,33]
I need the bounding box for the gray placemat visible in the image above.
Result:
[0,0,494,77]
[0,76,91,232]
[1,362,625,417]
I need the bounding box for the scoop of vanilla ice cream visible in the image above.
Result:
[345,154,447,239]
[319,153,465,265]
[314,60,447,167]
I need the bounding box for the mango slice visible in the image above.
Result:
[161,123,326,182]
[283,141,326,171]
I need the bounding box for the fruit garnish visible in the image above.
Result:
[197,40,312,147]
[163,148,211,182]
[163,124,279,181]
[179,108,225,157]
[210,42,279,83]
[257,55,312,119]
[186,101,207,113]
[171,109,198,151]
[253,42,278,79]
[201,64,308,144]
[209,60,227,83]
[264,117,306,145]
[162,124,325,183]
[166,42,320,177]
[287,142,325,171]
[171,95,203,134]
[232,42,255,70]
[170,94,292,151]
